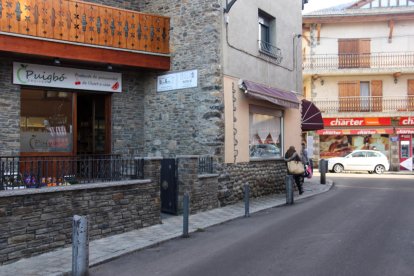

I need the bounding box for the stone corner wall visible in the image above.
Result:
[217,159,287,206]
[0,181,160,265]
[176,156,219,214]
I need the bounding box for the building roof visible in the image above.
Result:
[304,0,414,17]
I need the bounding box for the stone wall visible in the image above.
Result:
[0,180,160,265]
[176,156,219,214]
[111,71,151,155]
[217,159,288,206]
[0,59,20,156]
[133,0,225,159]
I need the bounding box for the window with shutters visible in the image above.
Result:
[338,80,382,112]
[338,39,371,69]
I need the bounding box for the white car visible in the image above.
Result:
[327,150,390,174]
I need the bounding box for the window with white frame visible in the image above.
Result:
[249,105,282,159]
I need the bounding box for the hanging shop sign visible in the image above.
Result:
[317,129,394,135]
[398,117,414,126]
[157,69,198,92]
[395,128,414,134]
[323,117,391,127]
[13,62,122,92]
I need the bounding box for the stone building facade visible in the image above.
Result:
[0,0,304,264]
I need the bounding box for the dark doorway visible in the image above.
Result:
[77,94,110,154]
[160,159,178,214]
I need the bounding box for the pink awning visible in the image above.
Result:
[240,80,300,109]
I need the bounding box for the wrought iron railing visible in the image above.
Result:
[258,40,282,63]
[0,154,144,190]
[313,96,414,113]
[0,0,170,54]
[198,155,214,174]
[303,52,414,70]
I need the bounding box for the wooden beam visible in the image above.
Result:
[302,35,311,46]
[388,20,394,43]
[0,34,170,70]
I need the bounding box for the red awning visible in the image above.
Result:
[240,80,300,109]
[301,99,324,131]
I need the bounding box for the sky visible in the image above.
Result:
[303,0,356,13]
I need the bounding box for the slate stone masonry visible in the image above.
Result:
[0,180,160,265]
[0,59,20,156]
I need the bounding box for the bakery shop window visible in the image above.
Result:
[20,89,73,153]
[249,105,282,159]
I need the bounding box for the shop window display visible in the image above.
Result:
[20,89,73,153]
[320,134,390,159]
[249,112,282,158]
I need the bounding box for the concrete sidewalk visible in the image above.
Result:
[0,174,333,276]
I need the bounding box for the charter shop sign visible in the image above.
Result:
[323,117,391,127]
[13,63,122,92]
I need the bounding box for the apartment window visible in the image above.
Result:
[249,106,282,159]
[258,10,279,58]
[338,80,382,112]
[338,39,371,68]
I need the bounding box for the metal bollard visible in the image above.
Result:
[72,215,89,276]
[319,159,328,185]
[182,192,189,238]
[244,183,250,217]
[285,175,294,205]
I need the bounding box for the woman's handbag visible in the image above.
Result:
[287,161,305,175]
[304,165,313,179]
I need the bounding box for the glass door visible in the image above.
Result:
[77,94,110,154]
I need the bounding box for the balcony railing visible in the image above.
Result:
[0,154,144,191]
[303,52,414,70]
[258,40,282,63]
[313,96,414,113]
[0,0,169,54]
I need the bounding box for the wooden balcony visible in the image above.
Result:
[313,96,414,114]
[0,0,170,70]
[303,52,414,71]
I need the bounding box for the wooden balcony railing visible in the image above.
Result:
[313,96,414,113]
[303,52,414,70]
[0,0,169,54]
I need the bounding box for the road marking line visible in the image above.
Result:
[336,184,414,191]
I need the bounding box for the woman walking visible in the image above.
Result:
[284,146,304,195]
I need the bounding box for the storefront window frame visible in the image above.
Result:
[249,105,283,160]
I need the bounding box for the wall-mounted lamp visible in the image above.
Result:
[312,74,324,85]
[107,64,113,71]
[53,58,61,65]
[393,72,401,84]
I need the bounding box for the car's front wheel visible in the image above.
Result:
[333,164,344,173]
[374,165,385,174]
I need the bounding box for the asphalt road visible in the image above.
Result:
[90,174,414,276]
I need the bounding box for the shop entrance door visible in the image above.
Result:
[77,94,111,154]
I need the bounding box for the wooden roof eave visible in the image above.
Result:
[303,12,414,24]
[0,34,171,71]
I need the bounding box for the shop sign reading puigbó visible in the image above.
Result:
[13,63,122,92]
